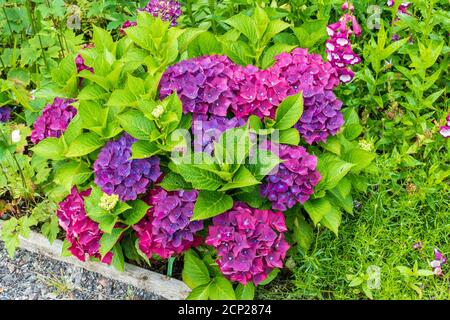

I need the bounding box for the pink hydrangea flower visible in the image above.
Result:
[206,202,289,285]
[133,187,203,259]
[31,97,77,144]
[57,187,113,264]
[260,143,321,211]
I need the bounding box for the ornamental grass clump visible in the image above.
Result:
[93,133,161,202]
[30,97,77,144]
[260,143,321,211]
[57,187,113,264]
[133,187,203,259]
[206,202,289,285]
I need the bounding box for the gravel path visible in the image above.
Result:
[0,241,162,300]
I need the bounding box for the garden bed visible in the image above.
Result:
[0,220,190,300]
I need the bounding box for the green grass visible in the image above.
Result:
[258,150,450,300]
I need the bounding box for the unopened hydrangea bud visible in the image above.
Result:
[99,193,119,211]
[151,104,165,118]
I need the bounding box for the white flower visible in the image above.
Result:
[11,129,21,143]
[151,105,165,119]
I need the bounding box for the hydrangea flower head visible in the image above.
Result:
[133,187,203,259]
[31,97,77,144]
[75,44,94,74]
[439,113,450,138]
[120,20,137,35]
[230,65,290,119]
[94,133,161,201]
[57,187,113,264]
[143,0,182,26]
[260,143,321,211]
[192,114,246,154]
[160,55,236,116]
[0,107,12,123]
[205,202,289,285]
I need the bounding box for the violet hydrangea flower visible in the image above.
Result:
[230,64,290,119]
[142,0,182,27]
[272,49,344,144]
[205,202,289,285]
[94,133,161,202]
[439,113,450,138]
[192,114,245,154]
[260,143,321,211]
[0,107,12,123]
[31,97,77,144]
[57,187,113,264]
[133,187,203,259]
[159,55,236,116]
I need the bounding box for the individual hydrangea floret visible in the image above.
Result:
[94,133,161,202]
[159,55,236,116]
[143,0,182,27]
[0,107,12,123]
[31,97,77,144]
[326,11,362,83]
[260,143,321,211]
[440,113,450,138]
[192,114,245,154]
[57,187,113,264]
[133,187,203,259]
[230,65,290,119]
[205,202,289,285]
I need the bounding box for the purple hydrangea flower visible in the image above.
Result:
[94,133,161,202]
[142,0,182,27]
[160,55,236,116]
[133,187,203,259]
[57,187,113,264]
[439,113,450,138]
[205,202,289,285]
[230,65,290,119]
[294,91,344,144]
[272,49,344,144]
[326,13,362,83]
[192,114,246,154]
[31,97,77,144]
[0,107,12,123]
[260,143,321,211]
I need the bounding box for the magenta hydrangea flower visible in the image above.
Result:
[192,114,246,154]
[31,97,77,144]
[440,113,450,138]
[260,143,321,211]
[120,20,137,35]
[93,133,161,202]
[0,107,12,123]
[205,202,289,285]
[57,187,113,264]
[75,44,94,74]
[160,55,236,116]
[133,187,203,259]
[230,64,290,119]
[326,13,362,83]
[142,0,182,26]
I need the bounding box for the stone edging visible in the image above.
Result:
[0,220,190,300]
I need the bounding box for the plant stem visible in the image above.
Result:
[186,0,195,25]
[167,256,175,277]
[208,0,217,33]
[26,1,49,70]
[2,6,14,44]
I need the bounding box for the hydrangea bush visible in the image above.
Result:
[14,1,381,300]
